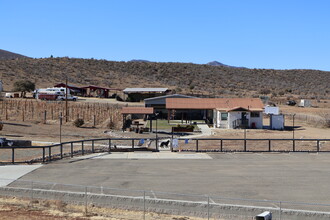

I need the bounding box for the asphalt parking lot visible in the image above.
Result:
[18,152,330,204]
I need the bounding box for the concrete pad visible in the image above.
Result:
[0,165,43,186]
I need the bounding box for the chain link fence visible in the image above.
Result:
[1,178,330,220]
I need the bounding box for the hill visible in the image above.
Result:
[206,61,244,68]
[0,57,329,99]
[0,49,29,60]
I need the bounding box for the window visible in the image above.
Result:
[251,112,260,117]
[221,113,228,120]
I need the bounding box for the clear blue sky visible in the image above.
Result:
[1,0,330,70]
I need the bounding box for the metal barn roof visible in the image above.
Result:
[123,88,169,93]
[144,94,197,102]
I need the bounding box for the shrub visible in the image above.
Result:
[107,120,116,129]
[73,118,84,127]
[116,95,123,101]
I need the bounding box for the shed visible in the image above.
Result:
[270,114,284,130]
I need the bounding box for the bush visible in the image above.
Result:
[116,95,123,101]
[73,118,84,127]
[107,120,116,129]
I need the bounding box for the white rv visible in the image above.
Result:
[35,87,70,99]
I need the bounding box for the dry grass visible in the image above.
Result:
[0,196,209,220]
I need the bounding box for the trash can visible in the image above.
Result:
[256,211,272,220]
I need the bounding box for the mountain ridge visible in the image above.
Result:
[0,49,29,60]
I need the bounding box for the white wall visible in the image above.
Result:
[216,110,263,129]
[250,112,263,129]
[228,112,241,129]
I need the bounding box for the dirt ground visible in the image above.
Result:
[0,197,207,220]
[0,104,329,144]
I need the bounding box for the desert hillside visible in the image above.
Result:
[0,49,28,60]
[0,56,329,99]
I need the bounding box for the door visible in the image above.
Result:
[241,112,248,126]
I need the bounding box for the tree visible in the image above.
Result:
[13,80,35,97]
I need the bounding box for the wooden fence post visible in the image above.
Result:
[293,139,295,152]
[81,141,84,155]
[60,143,63,159]
[71,142,74,157]
[268,139,271,152]
[317,140,320,152]
[11,148,14,164]
[42,147,45,163]
[108,139,111,153]
[196,139,199,152]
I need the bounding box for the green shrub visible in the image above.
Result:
[73,118,84,127]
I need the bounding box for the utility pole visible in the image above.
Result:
[65,77,68,122]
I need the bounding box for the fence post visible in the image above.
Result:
[317,140,320,152]
[92,140,95,153]
[42,147,45,163]
[244,139,247,151]
[143,191,146,220]
[220,139,223,152]
[11,148,14,164]
[82,141,84,155]
[70,142,73,158]
[108,139,111,153]
[279,201,282,220]
[207,196,210,220]
[132,139,134,149]
[49,147,52,161]
[196,139,199,152]
[268,139,271,152]
[31,181,34,205]
[84,186,88,216]
[60,143,63,159]
[293,139,295,152]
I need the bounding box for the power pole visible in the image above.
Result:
[65,77,68,122]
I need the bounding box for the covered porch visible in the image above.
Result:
[121,107,154,132]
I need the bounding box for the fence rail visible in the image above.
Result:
[1,178,330,220]
[0,137,330,164]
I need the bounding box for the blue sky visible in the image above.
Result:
[1,0,330,70]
